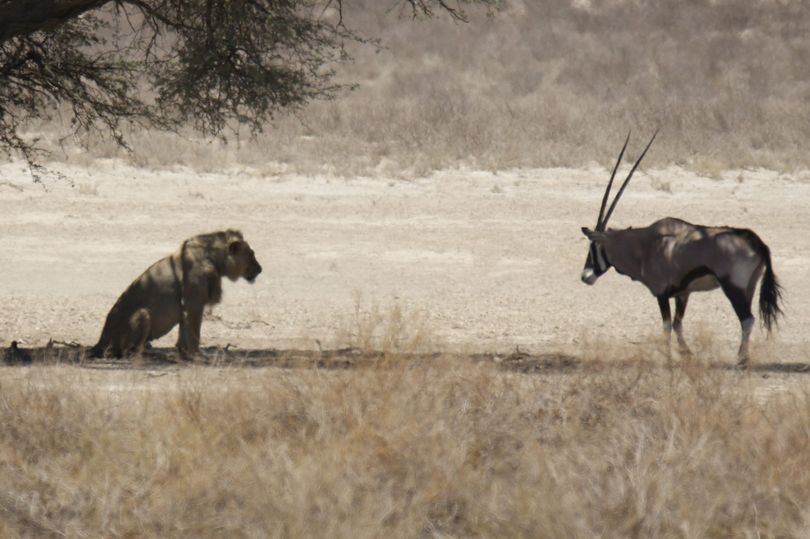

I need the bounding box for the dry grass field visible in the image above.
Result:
[2,347,810,537]
[5,0,810,536]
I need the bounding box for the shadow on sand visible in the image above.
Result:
[3,343,810,375]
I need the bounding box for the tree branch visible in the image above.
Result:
[0,0,112,43]
[0,0,496,170]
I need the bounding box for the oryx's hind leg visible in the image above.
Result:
[719,279,754,366]
[673,294,692,356]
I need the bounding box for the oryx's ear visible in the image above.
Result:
[581,227,607,243]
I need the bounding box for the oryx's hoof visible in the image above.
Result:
[678,344,694,358]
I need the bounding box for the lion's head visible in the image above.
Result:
[224,234,262,283]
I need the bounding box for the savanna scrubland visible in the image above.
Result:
[4,0,810,536]
[28,0,810,175]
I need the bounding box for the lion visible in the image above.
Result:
[89,229,262,359]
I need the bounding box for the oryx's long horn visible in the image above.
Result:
[601,129,658,228]
[596,131,631,230]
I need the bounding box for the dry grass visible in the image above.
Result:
[2,346,810,537]
[335,296,437,354]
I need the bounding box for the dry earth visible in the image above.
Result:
[1,159,808,363]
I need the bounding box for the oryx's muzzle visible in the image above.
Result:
[581,240,608,285]
[581,268,598,285]
[581,227,611,285]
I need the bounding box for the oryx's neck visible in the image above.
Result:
[602,228,648,283]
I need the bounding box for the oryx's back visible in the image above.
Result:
[636,218,762,294]
[659,218,763,270]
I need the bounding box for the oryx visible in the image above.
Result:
[580,132,783,365]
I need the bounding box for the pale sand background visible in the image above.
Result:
[1,160,807,363]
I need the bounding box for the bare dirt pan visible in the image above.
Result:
[2,161,808,363]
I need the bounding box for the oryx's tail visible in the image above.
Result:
[755,238,783,332]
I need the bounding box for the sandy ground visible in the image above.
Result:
[1,159,808,363]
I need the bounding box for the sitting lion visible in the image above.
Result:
[89,229,262,359]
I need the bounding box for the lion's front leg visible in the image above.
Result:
[177,304,204,359]
[176,266,219,360]
[207,273,223,305]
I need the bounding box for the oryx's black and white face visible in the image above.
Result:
[581,227,610,285]
[580,130,657,286]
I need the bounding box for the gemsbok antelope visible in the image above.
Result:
[580,132,783,365]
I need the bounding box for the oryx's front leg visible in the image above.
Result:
[673,294,692,355]
[657,296,673,360]
[657,296,672,336]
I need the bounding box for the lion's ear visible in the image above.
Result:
[228,240,244,255]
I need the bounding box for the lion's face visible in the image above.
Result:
[226,240,263,283]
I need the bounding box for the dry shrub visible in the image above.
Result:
[335,296,436,354]
[2,347,810,536]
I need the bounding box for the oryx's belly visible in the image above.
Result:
[685,274,720,293]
